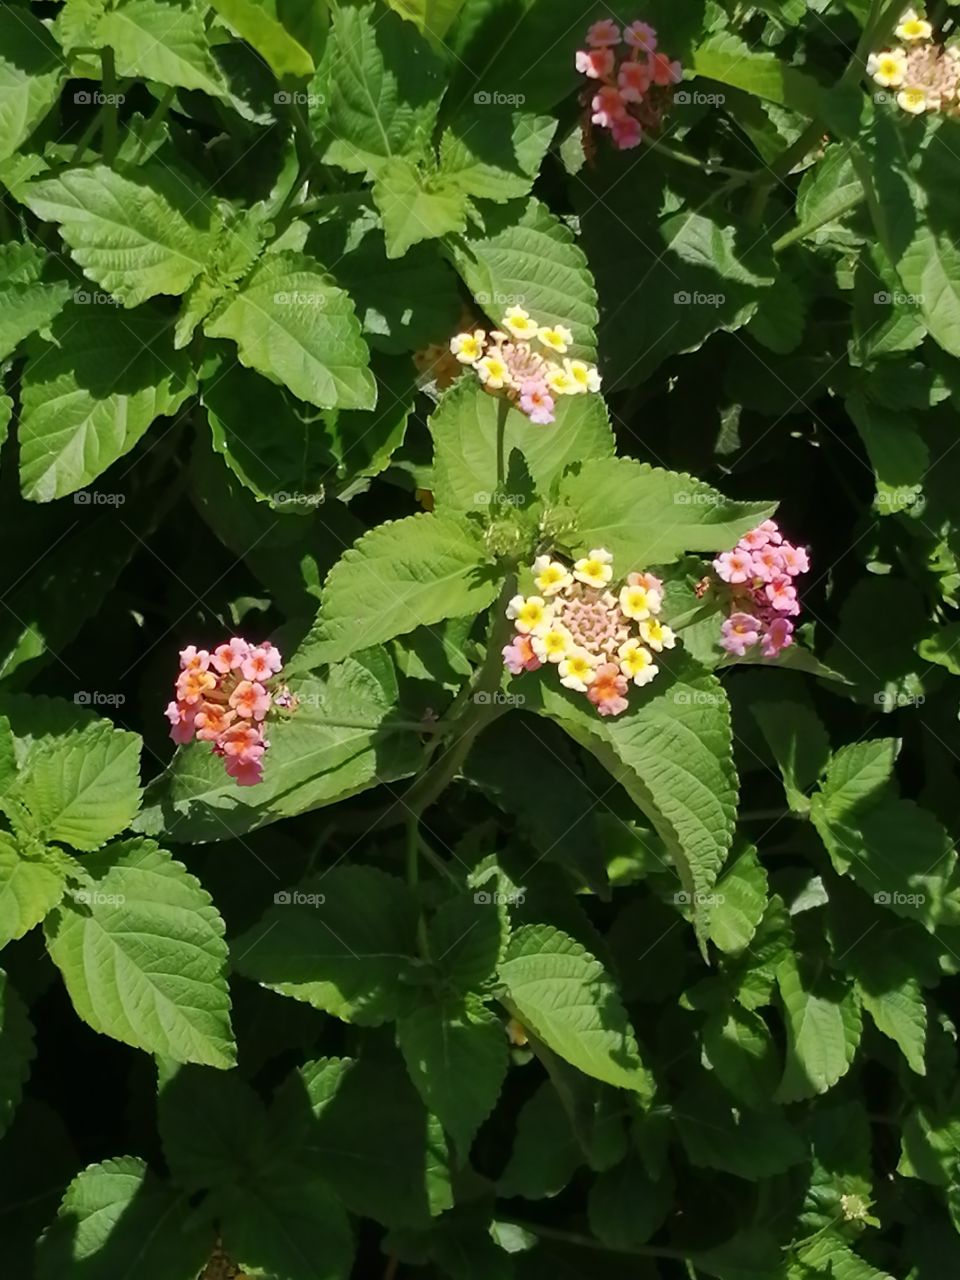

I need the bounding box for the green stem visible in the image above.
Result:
[138,85,176,155]
[406,814,431,959]
[772,188,865,252]
[100,48,119,162]
[739,807,796,821]
[495,396,509,490]
[71,106,106,163]
[642,136,754,179]
[498,1219,687,1261]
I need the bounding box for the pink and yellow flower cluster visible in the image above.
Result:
[450,307,601,425]
[712,521,809,659]
[502,549,675,716]
[868,8,960,115]
[576,19,682,150]
[166,637,293,786]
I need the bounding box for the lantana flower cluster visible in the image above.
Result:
[449,307,601,425]
[712,521,810,659]
[576,19,682,150]
[502,549,675,717]
[868,8,959,115]
[166,638,294,786]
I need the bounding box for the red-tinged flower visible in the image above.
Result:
[587,663,631,717]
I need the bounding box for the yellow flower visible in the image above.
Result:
[450,329,485,364]
[545,365,578,397]
[618,639,658,687]
[867,48,907,86]
[506,594,551,634]
[563,358,602,393]
[532,623,572,664]
[559,649,597,692]
[619,583,657,621]
[533,555,573,596]
[476,352,510,388]
[537,324,573,354]
[897,84,931,113]
[501,306,538,339]
[639,618,676,653]
[573,548,613,588]
[895,8,932,41]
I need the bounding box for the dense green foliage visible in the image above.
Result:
[2,1,960,1278]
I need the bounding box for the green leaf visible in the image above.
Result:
[498,1080,582,1199]
[209,0,314,77]
[0,8,63,163]
[320,3,445,177]
[692,32,860,135]
[703,1004,781,1107]
[140,651,420,842]
[44,838,235,1067]
[439,110,557,203]
[752,699,831,814]
[557,458,777,571]
[101,0,228,97]
[157,1063,273,1193]
[846,391,928,516]
[708,844,769,955]
[451,197,599,361]
[274,1055,452,1228]
[429,891,508,993]
[815,739,899,823]
[233,865,420,1025]
[0,970,33,1140]
[676,1076,807,1179]
[428,377,615,513]
[291,513,497,671]
[498,923,653,1096]
[525,649,736,928]
[0,275,71,364]
[0,834,65,947]
[20,302,195,502]
[918,623,960,675]
[24,164,215,307]
[397,995,508,1155]
[776,959,862,1101]
[36,1156,212,1280]
[204,250,376,410]
[374,158,468,258]
[17,719,141,852]
[587,1151,672,1249]
[859,973,927,1076]
[384,0,465,45]
[216,1170,354,1280]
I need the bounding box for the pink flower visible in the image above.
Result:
[591,85,628,127]
[224,755,264,787]
[576,47,615,79]
[765,576,799,614]
[211,637,249,674]
[502,633,542,675]
[179,645,210,672]
[720,613,761,657]
[242,646,281,681]
[165,700,195,745]
[650,52,682,86]
[176,667,216,705]
[586,18,621,47]
[752,544,785,582]
[714,549,753,584]
[624,20,657,52]
[219,723,265,761]
[587,663,630,717]
[519,378,555,425]
[780,545,809,575]
[194,701,236,742]
[229,680,272,720]
[629,571,664,594]
[611,116,643,149]
[738,527,772,551]
[760,617,794,657]
[758,519,782,545]
[618,60,651,102]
